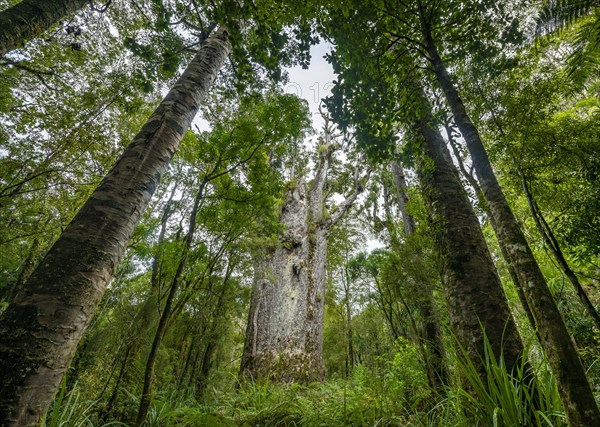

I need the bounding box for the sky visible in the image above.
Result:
[284,42,336,132]
[286,43,385,252]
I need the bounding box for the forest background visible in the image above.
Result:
[0,0,599,426]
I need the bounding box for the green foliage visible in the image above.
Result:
[42,382,122,427]
[428,335,566,427]
[2,0,600,425]
[140,354,427,426]
[536,1,600,80]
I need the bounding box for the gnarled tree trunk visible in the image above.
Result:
[240,129,367,382]
[240,179,323,382]
[0,0,88,57]
[0,29,230,426]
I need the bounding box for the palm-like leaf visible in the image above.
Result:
[536,0,599,35]
[536,1,600,81]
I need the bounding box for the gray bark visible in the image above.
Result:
[444,123,538,332]
[240,126,367,382]
[240,179,323,382]
[0,29,230,426]
[413,89,525,379]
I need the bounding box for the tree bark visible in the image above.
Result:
[521,172,600,331]
[0,29,230,426]
[424,27,600,426]
[240,178,324,382]
[413,91,525,379]
[0,0,88,57]
[388,160,448,391]
[445,125,538,332]
[240,127,367,383]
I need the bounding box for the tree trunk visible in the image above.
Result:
[413,90,525,378]
[390,160,416,235]
[424,28,600,426]
[136,177,209,426]
[0,0,88,57]
[194,258,233,397]
[240,128,366,382]
[342,262,354,374]
[521,172,600,330]
[239,179,324,382]
[389,160,448,391]
[0,29,230,426]
[445,126,538,332]
[101,345,132,422]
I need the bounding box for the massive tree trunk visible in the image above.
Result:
[424,27,600,426]
[240,130,366,383]
[413,91,525,378]
[444,125,538,332]
[0,0,88,57]
[0,29,230,426]
[240,178,322,382]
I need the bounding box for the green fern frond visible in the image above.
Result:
[536,0,599,36]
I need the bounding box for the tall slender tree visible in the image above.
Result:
[322,5,526,382]
[323,0,600,422]
[421,16,600,425]
[388,160,448,392]
[410,89,526,377]
[0,28,231,426]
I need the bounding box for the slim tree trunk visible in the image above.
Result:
[101,345,132,422]
[118,180,179,397]
[136,177,208,426]
[413,90,525,378]
[0,29,230,426]
[424,27,600,426]
[10,234,41,300]
[389,160,448,391]
[390,160,416,235]
[194,257,233,397]
[342,262,355,373]
[521,172,600,330]
[0,0,88,57]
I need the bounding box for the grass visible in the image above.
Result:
[44,336,570,426]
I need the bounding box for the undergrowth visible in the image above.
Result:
[43,338,572,426]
